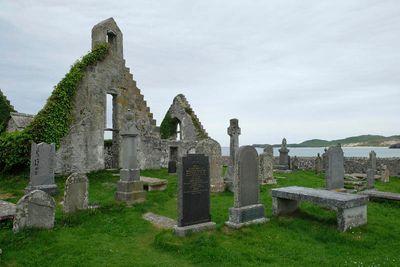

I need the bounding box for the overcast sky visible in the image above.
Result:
[0,0,399,146]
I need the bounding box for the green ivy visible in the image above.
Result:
[0,43,110,172]
[160,111,177,139]
[0,90,16,133]
[104,139,113,147]
[184,107,208,140]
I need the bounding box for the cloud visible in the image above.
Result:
[0,0,399,146]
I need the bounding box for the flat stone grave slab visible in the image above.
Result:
[112,174,168,191]
[360,190,400,202]
[0,200,16,221]
[141,177,168,191]
[142,212,176,229]
[271,186,368,232]
[349,173,381,179]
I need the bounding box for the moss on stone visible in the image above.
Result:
[184,107,208,140]
[160,111,177,139]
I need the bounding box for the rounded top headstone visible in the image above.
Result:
[195,138,221,156]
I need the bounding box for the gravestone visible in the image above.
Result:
[259,145,276,184]
[115,110,146,204]
[195,138,224,192]
[278,138,290,170]
[168,146,178,174]
[381,165,390,183]
[13,190,55,232]
[63,173,89,213]
[322,148,328,172]
[315,153,322,174]
[25,142,58,195]
[174,154,216,236]
[325,145,345,190]
[366,169,375,189]
[291,156,299,170]
[226,146,267,229]
[369,151,377,173]
[225,118,241,192]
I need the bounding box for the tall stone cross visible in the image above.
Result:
[225,118,241,192]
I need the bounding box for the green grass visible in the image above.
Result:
[1,170,400,266]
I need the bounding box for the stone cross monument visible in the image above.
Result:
[225,118,241,192]
[278,138,290,169]
[115,110,146,204]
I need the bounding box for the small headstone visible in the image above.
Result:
[322,148,328,172]
[26,142,58,195]
[369,151,377,173]
[381,165,390,183]
[366,169,375,189]
[13,190,55,232]
[115,110,146,204]
[226,146,267,229]
[278,138,290,170]
[195,138,224,192]
[63,173,89,213]
[174,154,216,236]
[225,118,241,192]
[325,145,345,190]
[168,146,178,174]
[291,156,299,170]
[315,153,322,174]
[259,145,276,184]
[168,161,177,174]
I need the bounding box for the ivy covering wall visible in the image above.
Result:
[0,43,110,172]
[0,90,16,133]
[160,111,178,139]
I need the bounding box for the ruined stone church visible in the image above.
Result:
[53,18,208,174]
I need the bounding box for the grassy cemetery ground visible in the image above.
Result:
[1,170,400,266]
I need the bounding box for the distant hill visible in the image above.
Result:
[253,135,400,148]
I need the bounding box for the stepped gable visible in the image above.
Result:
[161,94,208,141]
[120,66,157,128]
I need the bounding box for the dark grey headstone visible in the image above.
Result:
[26,142,58,195]
[278,138,290,168]
[325,145,345,190]
[226,146,267,228]
[366,169,375,189]
[369,151,376,173]
[168,161,177,174]
[234,146,259,207]
[177,154,210,227]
